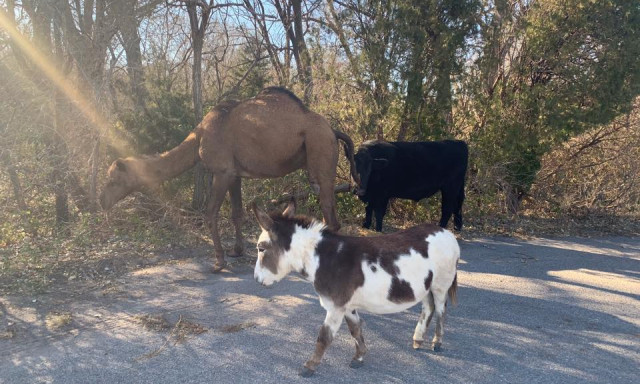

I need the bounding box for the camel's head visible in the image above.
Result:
[99,159,138,210]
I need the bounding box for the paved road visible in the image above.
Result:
[1,236,639,383]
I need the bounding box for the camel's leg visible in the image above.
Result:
[345,310,367,368]
[301,308,345,377]
[319,181,339,231]
[305,129,340,231]
[205,172,235,273]
[228,176,244,257]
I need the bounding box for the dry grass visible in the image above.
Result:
[219,321,257,334]
[0,328,16,339]
[173,317,208,343]
[133,314,208,361]
[134,314,172,332]
[45,311,72,331]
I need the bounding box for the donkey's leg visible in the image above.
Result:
[228,176,244,257]
[205,172,235,273]
[345,310,367,368]
[301,309,345,377]
[431,289,448,352]
[412,292,435,349]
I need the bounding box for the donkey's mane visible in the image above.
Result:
[269,212,327,233]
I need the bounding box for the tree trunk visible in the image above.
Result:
[244,0,287,85]
[290,0,313,102]
[52,90,70,225]
[398,40,425,141]
[505,185,524,214]
[89,136,100,211]
[114,0,148,112]
[188,2,213,211]
[0,151,28,211]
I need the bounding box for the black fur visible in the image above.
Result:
[355,140,468,232]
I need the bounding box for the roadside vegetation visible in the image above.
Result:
[1,0,638,295]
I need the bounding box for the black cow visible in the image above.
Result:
[353,140,468,232]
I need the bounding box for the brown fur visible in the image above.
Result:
[100,88,358,271]
[311,224,443,307]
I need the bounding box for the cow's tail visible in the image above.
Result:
[333,130,360,186]
[447,273,458,306]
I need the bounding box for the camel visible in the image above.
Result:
[99,87,359,272]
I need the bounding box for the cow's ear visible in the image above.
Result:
[251,201,274,231]
[372,158,389,170]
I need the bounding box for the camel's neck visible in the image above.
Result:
[136,131,201,186]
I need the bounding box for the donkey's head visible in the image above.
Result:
[252,200,321,286]
[99,158,140,210]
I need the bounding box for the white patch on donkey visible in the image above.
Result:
[251,200,460,377]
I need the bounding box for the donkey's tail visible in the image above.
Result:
[333,130,360,186]
[448,273,458,305]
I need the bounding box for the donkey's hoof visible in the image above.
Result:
[211,261,228,273]
[432,342,442,352]
[349,359,364,369]
[299,367,316,378]
[412,340,424,350]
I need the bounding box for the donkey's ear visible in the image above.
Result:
[115,159,127,172]
[282,198,296,218]
[251,201,274,230]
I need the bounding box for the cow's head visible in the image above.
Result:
[353,149,388,196]
[99,159,139,210]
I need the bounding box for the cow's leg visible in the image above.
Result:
[412,292,436,349]
[228,176,244,257]
[205,172,235,273]
[345,310,367,368]
[373,199,389,232]
[453,182,465,231]
[301,308,345,377]
[430,289,448,352]
[439,188,455,229]
[362,204,373,229]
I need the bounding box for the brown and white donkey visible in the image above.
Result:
[252,200,460,377]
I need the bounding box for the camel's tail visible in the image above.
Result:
[333,130,360,186]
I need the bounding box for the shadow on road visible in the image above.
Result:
[1,236,639,383]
